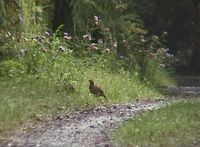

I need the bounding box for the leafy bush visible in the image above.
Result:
[0,31,18,60]
[116,23,174,85]
[0,60,25,77]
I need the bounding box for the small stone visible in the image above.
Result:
[75,131,81,134]
[102,120,107,124]
[94,107,100,112]
[65,114,70,118]
[56,115,63,120]
[89,125,96,128]
[111,105,117,109]
[107,110,113,114]
[95,143,110,147]
[7,143,12,147]
[120,112,124,116]
[193,141,197,145]
[100,107,107,112]
[126,105,132,109]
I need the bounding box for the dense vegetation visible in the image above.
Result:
[0,0,174,81]
[0,0,199,141]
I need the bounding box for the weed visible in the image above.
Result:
[0,54,162,137]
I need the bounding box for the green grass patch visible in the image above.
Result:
[0,55,162,138]
[114,100,200,147]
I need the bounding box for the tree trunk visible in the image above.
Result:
[52,0,73,34]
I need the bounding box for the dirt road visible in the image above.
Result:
[1,87,200,147]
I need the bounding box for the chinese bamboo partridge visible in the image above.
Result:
[89,79,107,100]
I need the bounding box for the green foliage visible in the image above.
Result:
[70,0,121,34]
[144,59,174,86]
[132,0,200,74]
[0,32,17,60]
[0,0,176,138]
[0,0,174,84]
[20,0,36,33]
[0,60,25,77]
[70,0,174,84]
[13,22,119,74]
[0,56,161,137]
[117,27,174,85]
[114,100,200,147]
[0,0,52,36]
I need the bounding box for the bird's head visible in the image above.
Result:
[89,79,94,85]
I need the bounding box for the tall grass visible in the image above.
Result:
[0,54,162,138]
[0,0,174,140]
[144,59,175,86]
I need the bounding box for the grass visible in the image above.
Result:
[0,55,162,138]
[114,100,200,147]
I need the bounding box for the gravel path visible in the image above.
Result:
[1,86,200,147]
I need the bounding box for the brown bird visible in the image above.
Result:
[89,79,107,100]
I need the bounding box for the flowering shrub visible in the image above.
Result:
[0,16,117,76]
[115,25,174,84]
[0,15,173,86]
